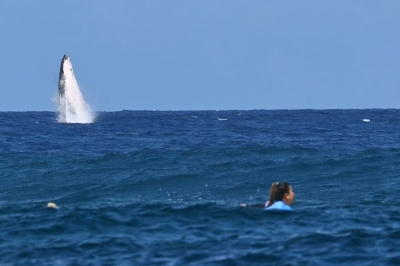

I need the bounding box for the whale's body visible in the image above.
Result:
[58,55,93,123]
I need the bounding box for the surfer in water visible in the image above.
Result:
[240,182,295,210]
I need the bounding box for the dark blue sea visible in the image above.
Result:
[1,110,400,265]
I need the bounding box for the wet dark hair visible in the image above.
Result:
[266,182,291,207]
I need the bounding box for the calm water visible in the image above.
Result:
[1,110,400,265]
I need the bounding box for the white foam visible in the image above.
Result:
[217,118,227,121]
[58,57,94,124]
[362,119,370,123]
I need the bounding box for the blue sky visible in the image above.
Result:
[1,1,400,111]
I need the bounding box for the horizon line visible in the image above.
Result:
[0,108,399,112]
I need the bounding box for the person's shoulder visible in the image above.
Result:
[265,201,292,211]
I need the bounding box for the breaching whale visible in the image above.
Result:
[58,55,93,123]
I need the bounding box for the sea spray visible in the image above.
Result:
[58,55,94,123]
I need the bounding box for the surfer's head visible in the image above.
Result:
[267,182,295,207]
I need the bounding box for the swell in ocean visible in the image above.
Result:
[1,110,400,265]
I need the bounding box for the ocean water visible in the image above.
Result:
[1,110,400,265]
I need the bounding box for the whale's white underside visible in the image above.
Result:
[58,56,93,123]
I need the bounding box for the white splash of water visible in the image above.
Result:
[58,56,94,123]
